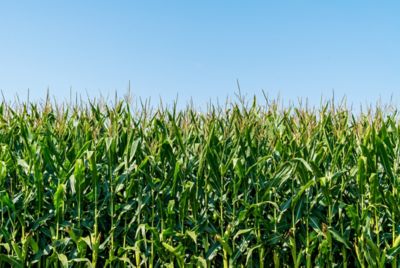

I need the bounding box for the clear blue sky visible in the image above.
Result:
[1,1,399,108]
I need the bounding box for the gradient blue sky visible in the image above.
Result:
[1,1,399,107]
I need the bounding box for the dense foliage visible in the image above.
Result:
[0,97,399,267]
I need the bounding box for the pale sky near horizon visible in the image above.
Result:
[1,1,399,108]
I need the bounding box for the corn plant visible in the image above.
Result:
[0,96,398,267]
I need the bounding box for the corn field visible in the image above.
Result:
[0,96,399,267]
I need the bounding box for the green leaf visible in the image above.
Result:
[185,230,197,244]
[0,254,23,268]
[58,254,68,268]
[328,228,350,249]
[233,228,253,240]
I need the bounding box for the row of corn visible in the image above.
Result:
[0,98,399,267]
